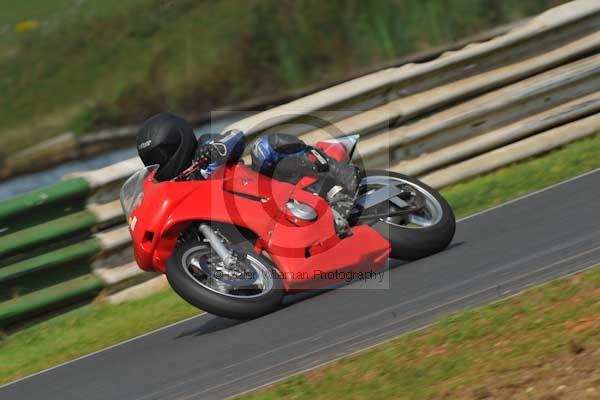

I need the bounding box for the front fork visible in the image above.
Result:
[197,223,236,268]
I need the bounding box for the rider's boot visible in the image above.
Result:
[321,158,364,221]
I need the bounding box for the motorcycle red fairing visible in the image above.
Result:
[128,149,390,292]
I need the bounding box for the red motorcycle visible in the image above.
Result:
[120,134,455,319]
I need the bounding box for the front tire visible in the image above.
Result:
[167,225,284,319]
[361,170,456,260]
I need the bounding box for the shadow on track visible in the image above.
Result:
[174,288,339,339]
[173,243,464,339]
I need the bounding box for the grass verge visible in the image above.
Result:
[1,132,599,385]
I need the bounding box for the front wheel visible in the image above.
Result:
[166,225,284,319]
[358,170,455,260]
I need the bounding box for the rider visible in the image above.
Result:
[137,113,361,213]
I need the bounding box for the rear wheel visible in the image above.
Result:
[358,170,455,260]
[167,224,284,319]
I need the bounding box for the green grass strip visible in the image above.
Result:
[0,132,599,385]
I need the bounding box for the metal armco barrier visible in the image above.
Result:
[0,177,91,234]
[0,0,599,328]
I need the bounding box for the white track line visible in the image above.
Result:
[2,166,599,389]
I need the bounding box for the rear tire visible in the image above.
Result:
[167,225,284,319]
[362,170,455,260]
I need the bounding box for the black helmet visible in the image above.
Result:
[136,113,197,181]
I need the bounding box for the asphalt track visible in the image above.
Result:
[3,168,600,400]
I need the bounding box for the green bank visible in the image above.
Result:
[0,0,561,154]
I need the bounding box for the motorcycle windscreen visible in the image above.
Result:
[120,165,158,219]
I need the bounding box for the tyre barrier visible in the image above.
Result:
[1,0,599,328]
